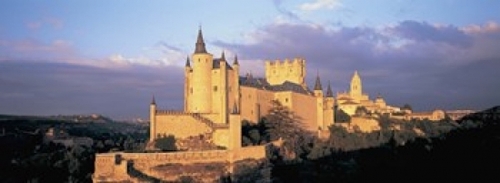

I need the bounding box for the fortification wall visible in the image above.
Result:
[200,113,222,124]
[240,87,258,123]
[93,145,269,182]
[231,145,268,162]
[154,112,212,139]
[213,128,230,149]
[341,117,380,133]
[93,154,132,182]
[291,92,318,132]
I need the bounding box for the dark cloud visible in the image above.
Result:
[391,20,473,48]
[215,21,500,111]
[0,61,184,120]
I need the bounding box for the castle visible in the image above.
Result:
[93,28,448,182]
[148,28,446,148]
[149,28,335,149]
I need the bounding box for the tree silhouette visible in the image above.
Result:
[155,135,177,151]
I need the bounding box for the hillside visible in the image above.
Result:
[272,106,500,183]
[0,114,148,182]
[1,106,499,182]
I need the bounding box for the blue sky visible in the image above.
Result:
[1,0,500,120]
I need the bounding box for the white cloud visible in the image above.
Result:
[299,0,342,11]
[462,21,500,34]
[26,17,64,30]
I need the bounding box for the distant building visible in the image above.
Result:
[446,110,476,121]
[403,109,446,121]
[336,71,400,115]
[45,127,93,147]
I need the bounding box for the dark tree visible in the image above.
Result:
[155,135,177,151]
[262,100,305,142]
[401,104,413,111]
[335,108,351,123]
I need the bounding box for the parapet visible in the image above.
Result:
[265,57,306,86]
[265,57,305,66]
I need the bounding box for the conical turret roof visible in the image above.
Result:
[233,54,239,65]
[326,81,333,97]
[185,56,190,67]
[194,27,207,54]
[314,73,323,90]
[220,51,226,61]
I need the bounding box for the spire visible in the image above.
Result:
[194,27,207,54]
[233,54,239,65]
[185,56,190,67]
[326,81,333,97]
[151,95,156,105]
[314,72,322,90]
[353,70,360,80]
[232,101,239,114]
[220,51,226,61]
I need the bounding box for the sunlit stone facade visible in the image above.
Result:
[149,28,336,146]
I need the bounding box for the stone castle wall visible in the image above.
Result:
[153,111,212,139]
[93,145,268,182]
[290,92,319,131]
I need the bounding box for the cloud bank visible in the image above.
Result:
[2,18,499,119]
[215,20,500,111]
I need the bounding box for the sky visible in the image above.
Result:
[1,0,499,120]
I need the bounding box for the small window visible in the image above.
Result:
[213,86,218,92]
[285,98,289,102]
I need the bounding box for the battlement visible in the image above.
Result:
[265,57,305,66]
[265,57,306,86]
[93,146,269,182]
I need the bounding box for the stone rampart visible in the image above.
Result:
[93,145,269,182]
[154,112,213,139]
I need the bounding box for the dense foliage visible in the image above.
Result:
[271,106,500,183]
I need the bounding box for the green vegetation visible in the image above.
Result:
[0,115,148,182]
[270,106,500,182]
[154,135,177,151]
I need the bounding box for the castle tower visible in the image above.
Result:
[218,51,229,124]
[184,56,192,111]
[350,70,362,99]
[149,96,157,142]
[188,28,213,113]
[313,73,323,97]
[232,55,240,114]
[265,58,306,85]
[313,73,324,131]
[323,81,335,129]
